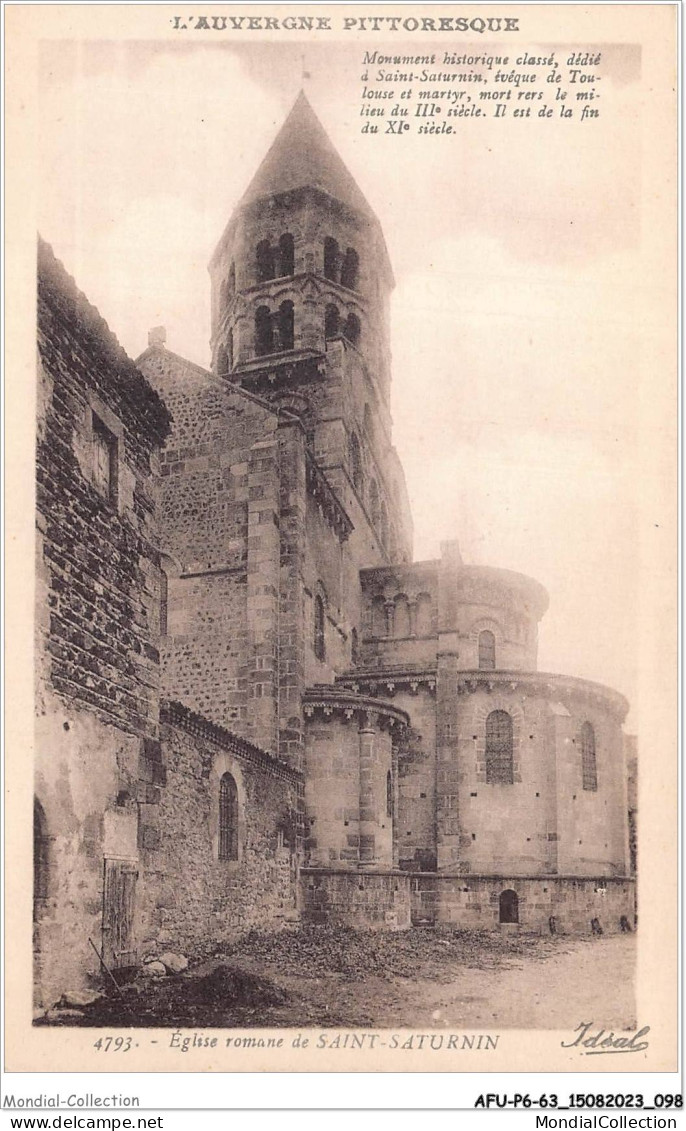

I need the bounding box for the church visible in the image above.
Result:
[34,92,635,1007]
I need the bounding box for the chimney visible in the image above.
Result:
[148,326,166,349]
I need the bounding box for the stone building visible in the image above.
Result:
[34,94,634,1005]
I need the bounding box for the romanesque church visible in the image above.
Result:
[34,92,635,1006]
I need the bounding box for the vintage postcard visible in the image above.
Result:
[3,1,679,1083]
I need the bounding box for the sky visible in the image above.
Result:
[38,38,649,726]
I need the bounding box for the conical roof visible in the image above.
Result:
[239,91,375,218]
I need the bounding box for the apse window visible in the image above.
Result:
[478,630,496,670]
[92,412,118,503]
[485,709,514,785]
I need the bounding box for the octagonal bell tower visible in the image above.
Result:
[208,92,395,411]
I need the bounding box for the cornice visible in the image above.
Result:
[303,685,409,730]
[305,452,354,543]
[333,668,628,720]
[454,670,629,720]
[160,699,302,783]
[336,668,437,696]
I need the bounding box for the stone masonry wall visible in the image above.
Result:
[411,874,634,935]
[35,241,170,1007]
[136,704,303,955]
[301,869,411,930]
[37,247,169,738]
[137,346,284,749]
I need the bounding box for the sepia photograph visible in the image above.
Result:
[4,2,677,1077]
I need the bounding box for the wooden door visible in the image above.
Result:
[102,859,138,970]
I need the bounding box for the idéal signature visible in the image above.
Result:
[561,1022,650,1055]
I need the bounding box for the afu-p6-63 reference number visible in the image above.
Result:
[474,1095,683,1109]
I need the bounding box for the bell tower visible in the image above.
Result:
[209,93,394,399]
[209,91,412,565]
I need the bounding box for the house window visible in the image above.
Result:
[92,413,117,502]
[485,710,514,785]
[314,594,326,661]
[324,237,339,281]
[278,233,295,277]
[340,248,359,290]
[478,630,496,670]
[219,773,239,861]
[581,722,598,791]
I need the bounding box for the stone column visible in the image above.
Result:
[246,437,280,753]
[384,600,395,638]
[408,600,417,637]
[435,539,464,870]
[358,710,396,868]
[358,711,378,866]
[277,415,308,771]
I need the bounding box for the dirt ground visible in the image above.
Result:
[37,926,636,1030]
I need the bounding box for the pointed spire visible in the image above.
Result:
[239,92,374,218]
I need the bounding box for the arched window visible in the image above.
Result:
[478,630,496,670]
[325,304,340,340]
[581,722,598,791]
[33,799,49,918]
[369,479,380,527]
[343,313,361,346]
[228,261,236,297]
[349,431,362,490]
[216,344,229,377]
[340,247,359,290]
[386,770,393,818]
[499,889,519,924]
[219,774,239,861]
[351,627,359,665]
[256,240,275,283]
[278,233,295,277]
[255,306,273,356]
[324,237,339,281]
[314,594,326,661]
[159,568,168,636]
[277,300,294,352]
[486,710,514,785]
